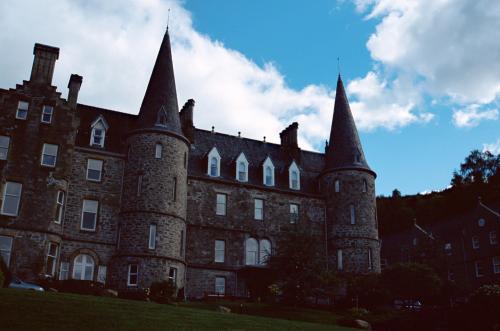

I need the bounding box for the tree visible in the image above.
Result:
[451,150,499,186]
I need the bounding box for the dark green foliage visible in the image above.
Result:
[452,150,499,185]
[0,268,4,288]
[0,256,11,287]
[345,273,389,309]
[50,280,105,295]
[150,280,176,303]
[117,288,149,301]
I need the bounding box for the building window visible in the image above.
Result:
[41,105,53,124]
[413,237,418,246]
[1,182,22,216]
[363,179,368,193]
[155,143,162,159]
[263,157,275,186]
[259,239,271,265]
[289,161,300,190]
[148,224,156,250]
[337,249,343,271]
[444,243,452,255]
[86,159,103,182]
[156,106,168,126]
[81,199,98,231]
[215,276,225,295]
[16,101,29,120]
[207,147,221,177]
[173,177,177,201]
[184,152,188,169]
[127,264,138,286]
[168,267,177,284]
[46,242,58,277]
[97,265,107,284]
[55,191,65,224]
[73,254,94,280]
[490,231,497,245]
[380,258,388,270]
[368,248,372,270]
[216,194,226,216]
[448,269,455,281]
[493,257,500,274]
[472,236,480,249]
[214,240,225,263]
[59,262,69,280]
[245,238,258,265]
[350,204,356,225]
[254,199,264,220]
[137,175,143,196]
[334,179,340,193]
[475,261,484,277]
[478,218,486,227]
[41,143,58,167]
[0,235,13,266]
[180,230,185,258]
[89,116,108,148]
[0,136,10,160]
[236,153,248,182]
[290,203,299,224]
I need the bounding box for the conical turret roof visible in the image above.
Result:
[137,29,182,135]
[325,75,373,174]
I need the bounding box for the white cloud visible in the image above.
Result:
[483,138,500,154]
[452,104,499,128]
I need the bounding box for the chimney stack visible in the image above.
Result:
[30,43,59,85]
[67,74,83,108]
[280,122,299,149]
[179,99,195,142]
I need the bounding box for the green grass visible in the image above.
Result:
[0,289,354,331]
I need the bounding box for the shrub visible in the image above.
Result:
[54,280,105,295]
[0,268,4,288]
[0,256,11,287]
[467,284,500,330]
[150,280,176,303]
[118,288,149,301]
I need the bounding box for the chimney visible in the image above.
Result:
[179,99,195,142]
[280,122,299,149]
[67,74,83,108]
[30,43,60,85]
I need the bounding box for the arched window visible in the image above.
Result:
[334,179,340,193]
[263,157,275,186]
[259,239,271,265]
[72,254,94,280]
[207,147,221,177]
[289,161,300,190]
[245,238,258,265]
[156,106,168,127]
[236,153,248,182]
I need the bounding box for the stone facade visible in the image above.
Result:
[0,36,380,298]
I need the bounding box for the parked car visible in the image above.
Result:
[393,299,422,311]
[9,277,44,292]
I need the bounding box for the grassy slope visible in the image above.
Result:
[0,289,353,331]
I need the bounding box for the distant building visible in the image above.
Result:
[0,31,380,298]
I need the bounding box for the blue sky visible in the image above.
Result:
[0,0,499,196]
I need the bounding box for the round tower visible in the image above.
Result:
[109,30,189,291]
[321,75,380,274]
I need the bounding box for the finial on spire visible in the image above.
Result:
[167,8,171,31]
[337,57,341,76]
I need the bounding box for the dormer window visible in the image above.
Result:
[354,150,362,163]
[263,157,275,186]
[90,116,109,148]
[207,147,221,177]
[289,161,300,190]
[235,153,248,182]
[156,106,168,127]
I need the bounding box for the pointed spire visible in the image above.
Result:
[325,75,373,173]
[137,29,182,135]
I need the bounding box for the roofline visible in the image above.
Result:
[320,166,377,178]
[77,103,138,118]
[479,201,500,218]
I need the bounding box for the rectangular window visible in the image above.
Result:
[254,199,264,220]
[55,191,65,224]
[168,267,177,283]
[81,199,98,231]
[490,231,497,245]
[350,205,356,225]
[215,276,225,295]
[1,182,22,216]
[493,257,500,274]
[16,101,29,120]
[216,194,226,216]
[290,203,299,224]
[97,265,107,284]
[334,180,340,193]
[149,224,156,250]
[137,175,142,196]
[91,128,104,147]
[368,248,372,270]
[472,236,480,249]
[173,177,177,201]
[215,240,225,263]
[128,264,138,286]
[86,159,103,182]
[46,242,58,276]
[41,143,58,167]
[337,249,343,271]
[0,235,13,266]
[41,105,53,124]
[180,230,185,258]
[444,243,452,255]
[0,136,10,160]
[475,261,484,277]
[59,262,69,280]
[448,269,455,281]
[155,143,162,159]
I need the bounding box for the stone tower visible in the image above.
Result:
[109,30,189,290]
[321,75,380,274]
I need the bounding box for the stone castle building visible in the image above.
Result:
[0,31,380,298]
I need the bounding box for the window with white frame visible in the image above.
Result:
[493,257,500,274]
[0,235,13,266]
[215,276,225,295]
[337,249,343,270]
[245,238,258,265]
[168,267,177,283]
[475,261,484,277]
[290,203,299,224]
[155,143,162,159]
[89,116,108,148]
[81,199,98,231]
[0,136,10,160]
[41,105,53,124]
[263,157,274,186]
[472,236,480,249]
[216,194,226,216]
[334,179,340,193]
[490,231,497,245]
[127,264,138,286]
[207,147,221,177]
[350,204,356,225]
[86,159,103,182]
[59,262,69,280]
[46,242,58,276]
[254,199,264,220]
[1,182,22,216]
[55,191,65,224]
[236,153,248,182]
[259,239,271,265]
[289,161,300,190]
[214,240,225,263]
[444,243,452,255]
[97,265,107,284]
[41,143,58,167]
[148,224,156,250]
[16,101,29,120]
[73,254,94,280]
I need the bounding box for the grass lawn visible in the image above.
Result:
[0,289,354,331]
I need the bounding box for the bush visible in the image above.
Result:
[0,256,11,287]
[150,280,176,303]
[118,288,149,301]
[0,268,4,288]
[52,280,105,295]
[467,284,500,330]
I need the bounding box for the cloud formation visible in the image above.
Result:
[452,104,499,128]
[483,139,500,155]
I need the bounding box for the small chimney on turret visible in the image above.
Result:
[280,122,299,149]
[179,99,195,142]
[30,43,59,85]
[67,74,83,108]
